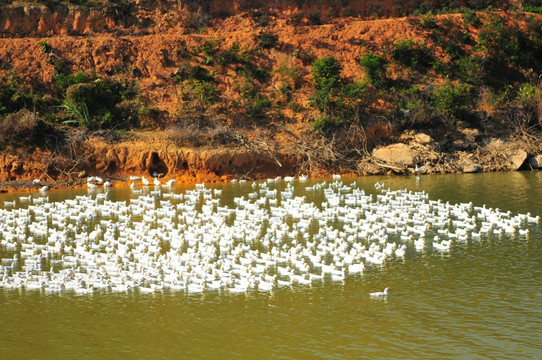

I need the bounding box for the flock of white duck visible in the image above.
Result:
[0,175,539,296]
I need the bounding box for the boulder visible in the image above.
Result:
[509,149,527,170]
[413,133,433,145]
[372,143,417,167]
[529,154,542,169]
[483,139,527,171]
[460,128,482,142]
[462,163,481,173]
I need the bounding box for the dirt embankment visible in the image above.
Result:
[1,126,541,193]
[0,130,301,191]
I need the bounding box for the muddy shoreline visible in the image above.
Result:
[1,127,541,194]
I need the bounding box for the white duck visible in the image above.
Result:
[370,287,390,297]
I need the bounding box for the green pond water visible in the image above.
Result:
[0,172,541,359]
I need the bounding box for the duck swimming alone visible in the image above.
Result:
[370,287,390,297]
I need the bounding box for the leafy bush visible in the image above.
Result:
[431,60,451,77]
[421,13,438,29]
[310,56,375,132]
[462,8,481,27]
[0,74,36,116]
[259,33,279,49]
[185,80,219,105]
[61,98,90,127]
[62,78,140,129]
[475,16,541,85]
[310,56,344,118]
[391,40,433,69]
[307,11,322,25]
[246,94,272,122]
[54,71,90,93]
[238,63,269,83]
[477,17,521,62]
[525,6,542,14]
[311,82,373,134]
[216,43,242,66]
[456,56,486,85]
[516,83,538,105]
[477,15,542,71]
[430,82,473,120]
[359,52,388,87]
[312,56,342,90]
[236,78,272,122]
[174,63,214,82]
[397,90,435,127]
[430,19,472,61]
[336,80,373,119]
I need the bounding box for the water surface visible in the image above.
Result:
[1,172,541,359]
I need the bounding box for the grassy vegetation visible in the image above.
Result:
[302,9,542,135]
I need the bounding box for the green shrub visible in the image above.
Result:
[0,74,36,116]
[54,71,90,93]
[475,16,540,85]
[399,92,435,127]
[62,78,140,129]
[174,63,214,82]
[200,39,218,64]
[391,40,433,69]
[462,8,481,27]
[246,94,272,122]
[307,11,322,25]
[336,80,373,119]
[310,56,344,117]
[516,83,539,105]
[259,33,279,49]
[37,41,51,53]
[188,80,219,105]
[312,56,342,90]
[456,56,486,85]
[525,6,542,14]
[216,43,242,65]
[238,63,269,83]
[312,115,336,134]
[310,56,373,131]
[430,82,472,120]
[477,15,542,71]
[477,17,520,62]
[431,60,451,76]
[359,52,388,87]
[421,13,438,29]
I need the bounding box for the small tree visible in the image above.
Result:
[359,52,388,87]
[312,56,342,91]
